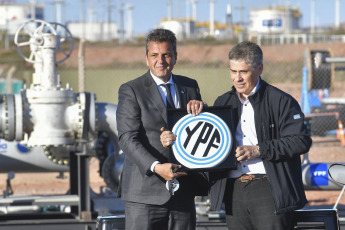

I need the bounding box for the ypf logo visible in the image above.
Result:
[172,112,232,169]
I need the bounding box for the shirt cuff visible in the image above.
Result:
[150,161,160,173]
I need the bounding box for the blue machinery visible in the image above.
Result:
[300,50,345,213]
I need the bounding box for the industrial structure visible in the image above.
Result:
[155,0,344,44]
[0,0,123,43]
[0,1,343,44]
[67,21,118,42]
[0,20,124,229]
[0,1,44,35]
[249,6,302,34]
[157,0,233,40]
[66,0,120,42]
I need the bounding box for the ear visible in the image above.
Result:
[258,63,263,75]
[145,55,149,67]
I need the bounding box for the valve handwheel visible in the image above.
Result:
[49,22,74,63]
[14,19,74,64]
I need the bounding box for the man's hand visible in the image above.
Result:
[153,163,187,181]
[160,127,176,148]
[235,145,260,163]
[187,100,204,116]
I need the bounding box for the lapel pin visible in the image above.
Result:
[181,90,185,94]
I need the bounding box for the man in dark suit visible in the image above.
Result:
[116,29,206,230]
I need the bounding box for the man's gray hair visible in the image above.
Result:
[228,41,263,69]
[146,29,177,56]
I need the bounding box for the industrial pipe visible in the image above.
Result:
[302,162,345,190]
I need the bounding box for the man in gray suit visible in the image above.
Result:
[116,29,207,230]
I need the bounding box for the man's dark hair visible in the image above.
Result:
[146,29,177,56]
[228,41,263,69]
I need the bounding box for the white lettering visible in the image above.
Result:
[313,171,327,177]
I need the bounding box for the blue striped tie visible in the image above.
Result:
[161,84,175,109]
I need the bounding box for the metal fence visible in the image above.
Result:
[260,43,345,170]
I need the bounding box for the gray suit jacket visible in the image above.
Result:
[116,70,207,205]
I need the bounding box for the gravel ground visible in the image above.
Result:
[0,147,345,209]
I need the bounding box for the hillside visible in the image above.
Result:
[59,42,345,68]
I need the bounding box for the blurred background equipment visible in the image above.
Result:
[0,19,123,229]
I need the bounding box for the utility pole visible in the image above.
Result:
[5,5,9,50]
[29,0,36,19]
[235,0,245,42]
[118,0,125,44]
[167,0,172,21]
[226,4,233,37]
[310,0,315,33]
[335,0,340,29]
[53,0,65,25]
[209,0,215,37]
[107,0,112,41]
[126,4,134,41]
[177,0,180,19]
[81,0,86,39]
[186,0,190,39]
[191,0,198,21]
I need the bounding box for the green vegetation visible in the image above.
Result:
[58,68,232,105]
[263,61,305,83]
[6,65,306,106]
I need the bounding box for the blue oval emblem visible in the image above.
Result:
[172,112,232,169]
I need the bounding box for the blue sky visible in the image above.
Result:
[19,0,345,35]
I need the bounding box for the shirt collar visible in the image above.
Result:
[150,71,174,86]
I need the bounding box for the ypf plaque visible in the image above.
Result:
[168,106,237,171]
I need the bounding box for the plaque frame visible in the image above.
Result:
[167,106,237,172]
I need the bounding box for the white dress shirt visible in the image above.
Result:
[151,72,180,109]
[150,72,180,172]
[228,79,266,178]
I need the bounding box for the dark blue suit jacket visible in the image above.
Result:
[116,70,207,205]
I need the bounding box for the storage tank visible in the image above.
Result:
[157,20,185,40]
[249,6,301,34]
[0,4,44,35]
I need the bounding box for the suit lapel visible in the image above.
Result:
[173,75,187,107]
[144,72,168,123]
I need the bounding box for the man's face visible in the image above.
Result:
[146,41,177,82]
[229,60,263,99]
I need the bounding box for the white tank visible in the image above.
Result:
[249,6,301,34]
[157,20,184,40]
